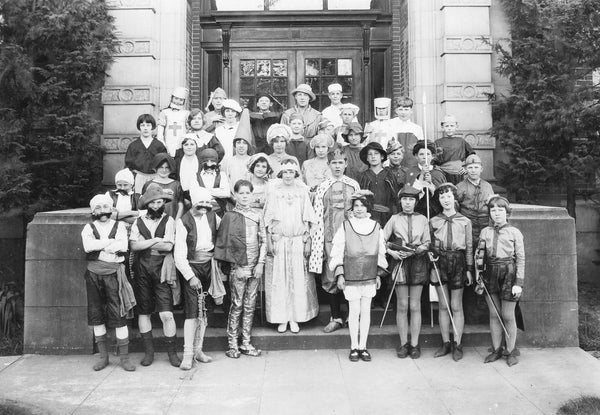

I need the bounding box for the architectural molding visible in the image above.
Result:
[115,39,157,58]
[442,35,491,55]
[106,0,156,11]
[101,135,138,153]
[101,86,154,105]
[461,131,495,149]
[441,83,494,102]
[440,0,491,8]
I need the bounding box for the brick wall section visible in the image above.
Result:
[189,0,202,109]
[392,0,409,99]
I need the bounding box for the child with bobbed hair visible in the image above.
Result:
[475,195,525,367]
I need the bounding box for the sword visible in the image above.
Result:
[380,260,403,328]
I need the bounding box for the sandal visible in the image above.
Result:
[349,349,360,362]
[240,345,262,357]
[225,348,241,359]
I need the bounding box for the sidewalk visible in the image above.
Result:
[1,347,599,415]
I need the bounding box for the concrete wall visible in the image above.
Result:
[23,204,579,353]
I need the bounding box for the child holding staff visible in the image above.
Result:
[476,195,525,366]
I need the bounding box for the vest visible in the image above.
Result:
[181,210,217,261]
[86,221,124,261]
[343,220,380,283]
[108,190,139,210]
[196,173,228,214]
[135,215,170,258]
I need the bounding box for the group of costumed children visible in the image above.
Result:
[82,86,525,373]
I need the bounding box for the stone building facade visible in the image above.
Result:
[102,0,509,184]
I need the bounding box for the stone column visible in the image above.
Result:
[438,0,495,179]
[407,0,497,180]
[102,0,188,186]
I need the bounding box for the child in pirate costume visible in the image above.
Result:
[309,146,360,333]
[329,190,388,361]
[195,148,231,217]
[383,185,430,359]
[174,185,222,370]
[456,154,494,245]
[141,153,184,220]
[215,179,267,358]
[476,195,525,366]
[429,183,474,362]
[157,87,190,157]
[106,168,140,224]
[125,114,168,194]
[81,194,136,371]
[130,184,180,367]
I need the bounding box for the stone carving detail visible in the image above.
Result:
[443,83,493,101]
[462,132,495,149]
[102,87,153,104]
[116,40,154,57]
[444,36,491,54]
[106,0,155,9]
[102,136,137,153]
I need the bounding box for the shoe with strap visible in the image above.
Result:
[349,349,360,362]
[396,343,410,359]
[359,349,372,362]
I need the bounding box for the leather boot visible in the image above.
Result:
[506,349,519,367]
[93,334,109,371]
[117,338,136,371]
[140,331,154,366]
[484,347,504,363]
[434,341,451,358]
[452,341,463,361]
[165,336,181,367]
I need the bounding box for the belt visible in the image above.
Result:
[488,257,514,265]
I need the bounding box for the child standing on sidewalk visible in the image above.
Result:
[429,183,473,362]
[215,179,266,358]
[329,190,388,362]
[476,195,525,367]
[81,194,136,372]
[383,185,430,359]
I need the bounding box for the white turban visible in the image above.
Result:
[189,184,213,207]
[89,194,113,211]
[114,168,134,185]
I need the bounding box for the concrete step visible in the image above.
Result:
[126,324,491,353]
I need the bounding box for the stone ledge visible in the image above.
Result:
[106,0,156,11]
[440,0,491,8]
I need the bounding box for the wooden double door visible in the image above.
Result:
[231,49,363,119]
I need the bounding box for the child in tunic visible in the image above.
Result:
[405,141,446,218]
[309,147,360,333]
[215,179,267,358]
[383,185,430,359]
[130,184,180,367]
[157,87,190,157]
[340,122,367,182]
[142,153,184,220]
[81,194,136,371]
[435,115,475,185]
[302,133,334,192]
[264,158,318,333]
[387,140,407,186]
[456,154,494,245]
[429,183,473,362]
[214,99,243,162]
[125,114,167,194]
[222,136,252,192]
[476,195,525,367]
[364,97,395,148]
[329,190,388,362]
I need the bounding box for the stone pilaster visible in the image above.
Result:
[102,0,188,186]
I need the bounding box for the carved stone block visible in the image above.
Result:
[101,135,138,154]
[443,35,491,54]
[115,39,156,58]
[443,83,493,101]
[102,86,153,104]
